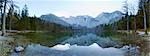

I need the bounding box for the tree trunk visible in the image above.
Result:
[9,15,12,32]
[142,4,147,34]
[1,0,7,36]
[134,16,137,32]
[134,16,137,38]
[9,5,14,33]
[0,8,2,30]
[127,13,130,36]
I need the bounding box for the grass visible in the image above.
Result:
[98,31,149,49]
[120,35,150,56]
[103,31,150,55]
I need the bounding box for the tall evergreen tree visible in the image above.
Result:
[21,4,30,30]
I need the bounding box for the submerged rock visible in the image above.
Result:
[15,46,24,53]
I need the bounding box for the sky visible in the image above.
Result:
[13,0,139,18]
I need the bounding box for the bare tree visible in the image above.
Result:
[0,0,18,36]
[140,0,148,34]
[129,2,138,35]
[1,0,7,36]
[142,1,147,34]
[123,0,130,36]
[0,0,3,26]
[8,0,19,32]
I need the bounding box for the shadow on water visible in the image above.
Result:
[10,32,150,56]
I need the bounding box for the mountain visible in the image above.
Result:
[95,11,124,24]
[40,11,124,28]
[40,14,70,27]
[60,15,98,28]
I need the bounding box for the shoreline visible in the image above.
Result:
[0,31,150,56]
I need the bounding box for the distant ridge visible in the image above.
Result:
[40,11,124,28]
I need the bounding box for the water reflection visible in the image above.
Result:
[11,33,150,56]
[62,33,119,47]
[24,43,125,56]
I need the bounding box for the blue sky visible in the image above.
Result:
[14,0,139,17]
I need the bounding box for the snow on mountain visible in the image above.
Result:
[40,14,70,27]
[60,15,98,28]
[40,11,124,28]
[95,11,124,24]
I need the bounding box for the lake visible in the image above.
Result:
[11,32,150,56]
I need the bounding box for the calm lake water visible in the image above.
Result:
[11,32,150,56]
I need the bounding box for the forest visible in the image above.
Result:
[0,0,149,36]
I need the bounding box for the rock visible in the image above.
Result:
[15,46,24,53]
[121,45,130,50]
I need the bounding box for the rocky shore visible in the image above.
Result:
[0,36,15,56]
